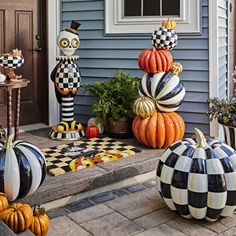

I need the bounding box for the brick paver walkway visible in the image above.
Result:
[47,179,236,236]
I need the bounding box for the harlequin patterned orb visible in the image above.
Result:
[156,128,236,222]
[0,55,24,69]
[139,71,185,112]
[152,27,178,50]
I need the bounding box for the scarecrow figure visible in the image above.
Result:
[49,20,85,140]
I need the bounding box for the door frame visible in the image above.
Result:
[47,0,60,126]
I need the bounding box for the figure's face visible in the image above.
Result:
[57,30,80,56]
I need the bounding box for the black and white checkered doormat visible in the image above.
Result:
[42,137,142,176]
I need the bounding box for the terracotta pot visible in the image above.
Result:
[106,117,132,138]
[220,123,236,149]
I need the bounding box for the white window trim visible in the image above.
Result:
[47,0,60,126]
[105,0,201,35]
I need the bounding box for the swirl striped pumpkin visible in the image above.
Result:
[138,49,173,74]
[132,111,185,149]
[0,134,46,201]
[139,72,185,112]
[133,97,156,118]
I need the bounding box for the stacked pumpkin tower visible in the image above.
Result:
[132,19,186,149]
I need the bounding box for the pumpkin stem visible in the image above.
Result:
[194,128,208,148]
[33,204,45,216]
[9,206,18,212]
[4,133,15,149]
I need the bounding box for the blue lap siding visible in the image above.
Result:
[60,0,227,135]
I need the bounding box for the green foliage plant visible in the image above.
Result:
[82,70,140,125]
[208,97,236,127]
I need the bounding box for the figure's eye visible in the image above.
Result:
[59,38,69,48]
[72,38,79,48]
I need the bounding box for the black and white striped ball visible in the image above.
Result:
[152,27,178,50]
[156,128,236,221]
[0,138,46,201]
[139,72,185,112]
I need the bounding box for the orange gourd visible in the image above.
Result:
[0,203,33,233]
[132,111,185,149]
[138,48,173,74]
[29,206,50,236]
[162,19,176,29]
[0,193,8,212]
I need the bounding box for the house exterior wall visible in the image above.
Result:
[228,0,235,97]
[218,0,229,99]
[60,0,214,134]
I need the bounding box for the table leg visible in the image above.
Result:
[7,89,12,136]
[15,88,21,139]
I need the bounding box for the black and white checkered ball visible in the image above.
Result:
[55,59,80,96]
[0,55,24,69]
[156,128,236,222]
[152,27,178,50]
[139,71,185,112]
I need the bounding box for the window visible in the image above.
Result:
[124,0,180,17]
[105,0,200,35]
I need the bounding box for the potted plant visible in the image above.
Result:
[208,97,236,149]
[82,70,139,138]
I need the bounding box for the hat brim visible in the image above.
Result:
[65,28,78,35]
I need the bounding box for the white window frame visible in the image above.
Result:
[105,0,200,35]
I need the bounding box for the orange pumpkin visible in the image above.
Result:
[0,193,8,212]
[162,19,176,29]
[138,48,173,74]
[0,203,33,233]
[29,206,50,236]
[132,112,185,149]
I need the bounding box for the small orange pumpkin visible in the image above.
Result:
[29,205,50,236]
[132,112,185,149]
[0,203,33,233]
[138,48,173,74]
[162,19,176,29]
[0,193,9,212]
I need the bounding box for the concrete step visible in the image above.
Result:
[0,221,34,236]
[17,129,163,206]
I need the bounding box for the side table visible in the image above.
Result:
[0,79,30,139]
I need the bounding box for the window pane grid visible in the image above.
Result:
[124,0,180,17]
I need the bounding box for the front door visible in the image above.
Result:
[0,0,48,127]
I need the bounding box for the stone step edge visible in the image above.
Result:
[42,170,156,211]
[22,155,160,206]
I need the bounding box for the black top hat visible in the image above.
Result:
[66,21,81,35]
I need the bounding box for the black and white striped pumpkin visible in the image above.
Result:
[156,128,236,222]
[0,134,46,201]
[139,72,185,112]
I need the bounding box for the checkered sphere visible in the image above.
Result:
[0,55,24,69]
[156,128,236,222]
[152,27,178,50]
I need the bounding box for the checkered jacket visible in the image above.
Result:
[51,58,80,102]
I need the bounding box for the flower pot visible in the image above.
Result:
[221,123,236,149]
[106,117,132,139]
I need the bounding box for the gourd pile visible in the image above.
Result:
[0,193,50,235]
[132,19,186,149]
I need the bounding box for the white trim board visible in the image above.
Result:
[208,0,220,138]
[47,0,60,126]
[105,0,201,35]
